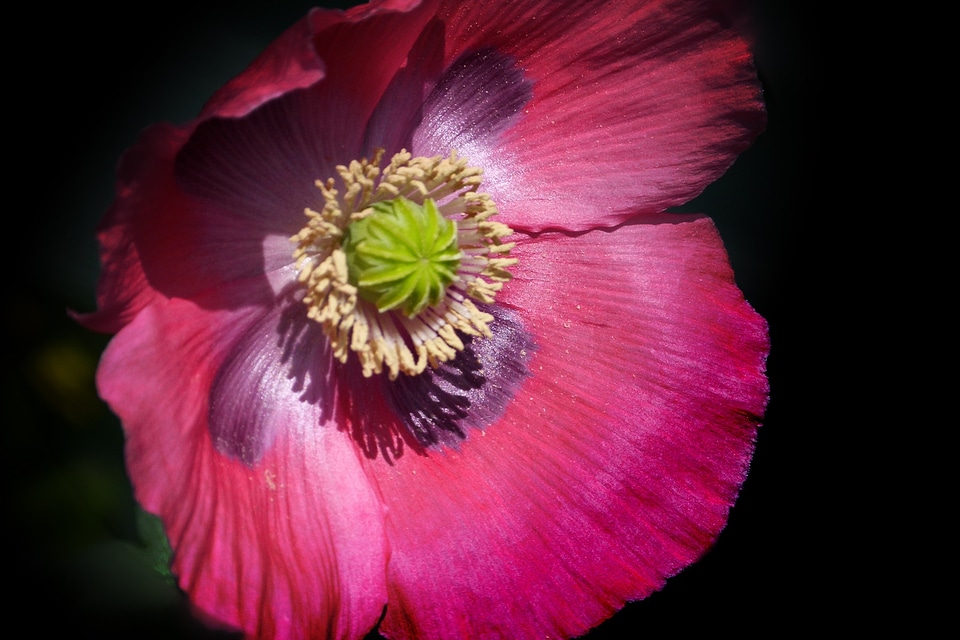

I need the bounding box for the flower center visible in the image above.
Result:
[291,149,516,379]
[342,197,461,317]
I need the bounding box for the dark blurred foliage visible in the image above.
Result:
[9,0,826,636]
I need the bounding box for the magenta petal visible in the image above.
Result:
[98,298,388,639]
[435,0,765,230]
[82,2,771,638]
[369,216,768,639]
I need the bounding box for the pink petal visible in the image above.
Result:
[431,0,765,230]
[209,294,337,465]
[367,215,768,638]
[98,295,388,639]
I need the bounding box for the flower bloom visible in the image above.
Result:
[81,0,769,638]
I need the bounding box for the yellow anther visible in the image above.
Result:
[291,149,515,379]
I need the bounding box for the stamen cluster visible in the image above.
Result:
[291,149,516,379]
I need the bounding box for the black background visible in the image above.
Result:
[10,1,828,637]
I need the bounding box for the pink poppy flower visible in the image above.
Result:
[80,0,769,638]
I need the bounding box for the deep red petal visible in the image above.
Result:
[199,11,325,120]
[431,0,765,230]
[84,1,442,327]
[149,0,440,297]
[369,215,768,639]
[98,295,388,639]
[306,0,440,139]
[180,0,440,210]
[74,123,191,333]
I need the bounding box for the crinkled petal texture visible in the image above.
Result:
[98,287,389,639]
[368,216,768,639]
[424,0,766,230]
[87,0,769,639]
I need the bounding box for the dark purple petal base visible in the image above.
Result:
[383,305,534,448]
